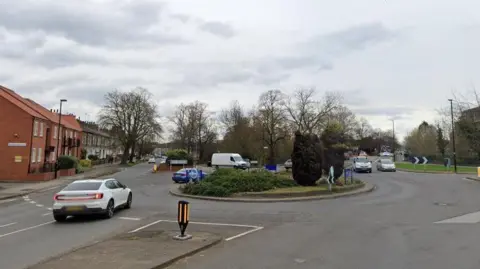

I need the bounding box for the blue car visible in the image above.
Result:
[172,168,207,183]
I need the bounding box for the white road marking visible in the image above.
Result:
[0,221,55,239]
[29,201,36,204]
[42,213,51,216]
[128,220,163,233]
[22,195,28,199]
[0,199,17,204]
[119,217,141,221]
[134,219,264,241]
[24,198,31,201]
[435,211,480,224]
[36,204,44,207]
[47,208,52,211]
[0,222,17,228]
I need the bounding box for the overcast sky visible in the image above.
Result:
[1,0,479,141]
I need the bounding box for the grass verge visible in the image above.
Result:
[395,162,476,174]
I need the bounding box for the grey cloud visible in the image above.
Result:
[32,50,108,68]
[0,0,188,47]
[352,106,415,118]
[199,21,236,38]
[170,14,191,23]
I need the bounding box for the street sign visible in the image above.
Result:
[414,157,419,164]
[170,160,188,165]
[422,156,428,164]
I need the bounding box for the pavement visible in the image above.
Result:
[0,163,122,200]
[3,161,480,268]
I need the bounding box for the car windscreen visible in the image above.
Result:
[381,159,393,164]
[356,159,368,163]
[233,156,243,162]
[63,182,102,191]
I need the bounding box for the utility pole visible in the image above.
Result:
[448,99,458,173]
[391,119,395,162]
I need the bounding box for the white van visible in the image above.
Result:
[211,153,248,169]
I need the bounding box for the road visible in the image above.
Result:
[2,163,480,268]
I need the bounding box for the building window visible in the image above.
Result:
[39,122,44,137]
[33,121,38,136]
[31,148,36,163]
[74,132,76,139]
[52,150,56,161]
[54,126,58,139]
[37,148,42,162]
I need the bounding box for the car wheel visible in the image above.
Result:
[125,193,132,209]
[369,169,372,173]
[104,200,115,219]
[53,214,67,222]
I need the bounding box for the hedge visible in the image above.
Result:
[181,169,298,197]
[58,155,78,170]
[79,159,92,168]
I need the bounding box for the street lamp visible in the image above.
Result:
[448,99,457,173]
[391,119,395,162]
[54,99,67,179]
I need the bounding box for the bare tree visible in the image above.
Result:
[99,87,162,164]
[256,90,289,165]
[327,105,357,138]
[284,89,341,134]
[219,101,254,157]
[353,117,373,140]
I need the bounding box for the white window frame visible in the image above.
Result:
[39,122,43,137]
[37,148,42,162]
[52,150,56,161]
[54,126,58,139]
[74,132,76,139]
[33,121,38,136]
[31,148,36,163]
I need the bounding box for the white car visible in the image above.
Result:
[353,158,372,173]
[377,158,396,172]
[52,179,132,222]
[148,157,156,164]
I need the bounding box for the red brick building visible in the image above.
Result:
[0,86,83,181]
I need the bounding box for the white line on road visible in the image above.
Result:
[0,222,17,228]
[29,201,36,204]
[225,226,264,241]
[42,213,51,216]
[47,208,52,211]
[133,219,264,241]
[0,221,55,239]
[0,199,17,204]
[36,204,44,207]
[119,217,141,221]
[435,211,480,224]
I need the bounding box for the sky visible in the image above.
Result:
[0,0,479,141]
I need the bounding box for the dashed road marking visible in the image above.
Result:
[435,211,480,224]
[119,217,141,221]
[29,201,36,204]
[0,222,17,228]
[42,213,51,216]
[47,208,52,211]
[36,204,44,207]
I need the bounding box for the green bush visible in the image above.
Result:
[166,149,193,165]
[88,154,99,161]
[58,155,78,170]
[181,169,298,197]
[79,159,92,168]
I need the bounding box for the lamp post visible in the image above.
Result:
[54,99,67,179]
[391,119,395,162]
[448,99,457,173]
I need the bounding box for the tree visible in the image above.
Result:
[404,121,437,157]
[170,101,217,162]
[284,89,341,134]
[436,125,449,158]
[256,90,289,165]
[219,101,255,158]
[98,87,162,164]
[291,131,323,186]
[321,122,348,180]
[353,117,373,140]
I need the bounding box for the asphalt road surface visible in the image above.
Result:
[2,163,480,269]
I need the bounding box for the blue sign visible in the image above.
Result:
[345,169,351,178]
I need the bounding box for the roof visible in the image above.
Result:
[24,99,81,132]
[62,114,82,132]
[79,122,110,137]
[71,179,111,183]
[0,86,47,120]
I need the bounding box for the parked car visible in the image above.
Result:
[284,159,292,170]
[211,153,248,169]
[353,158,372,173]
[148,157,156,164]
[172,168,208,183]
[52,179,132,222]
[376,158,396,172]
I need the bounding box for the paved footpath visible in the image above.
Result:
[3,164,480,268]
